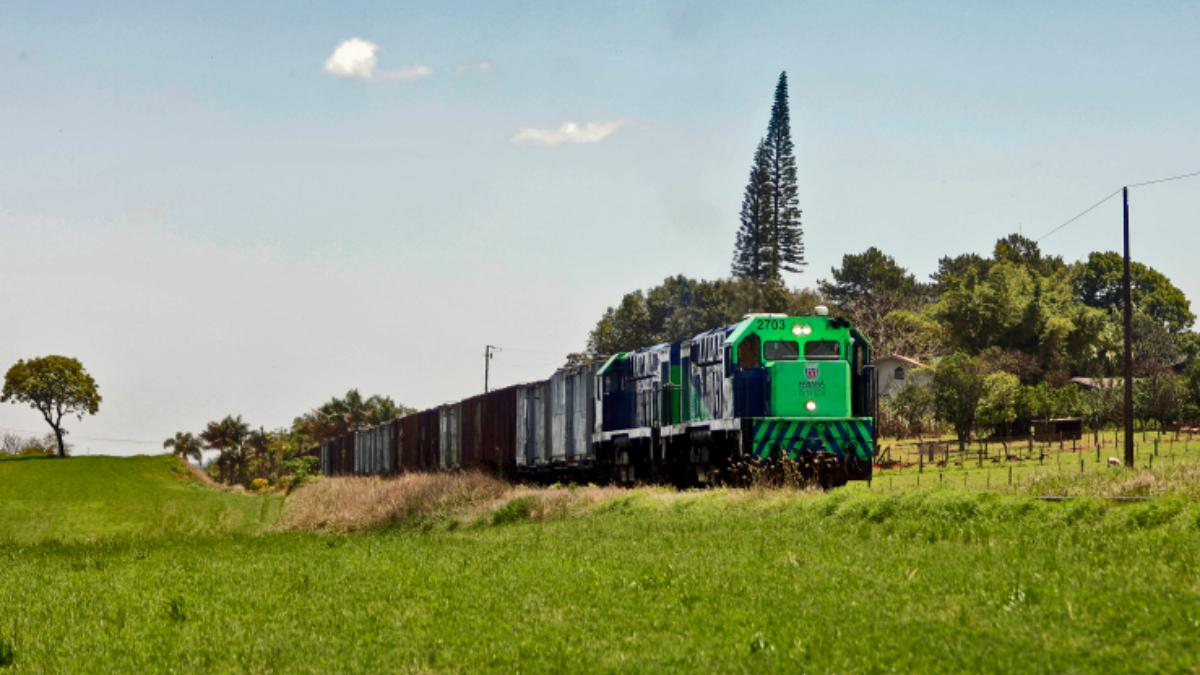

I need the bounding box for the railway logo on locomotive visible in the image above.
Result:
[804,365,820,381]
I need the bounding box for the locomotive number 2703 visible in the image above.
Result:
[755,319,787,330]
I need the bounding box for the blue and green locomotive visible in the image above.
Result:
[320,309,877,488]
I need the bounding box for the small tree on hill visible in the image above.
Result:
[2,355,101,457]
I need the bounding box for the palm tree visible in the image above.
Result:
[163,431,203,464]
[200,415,250,484]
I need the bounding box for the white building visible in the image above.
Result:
[876,354,930,398]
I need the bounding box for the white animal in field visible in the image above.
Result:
[1107,457,1121,467]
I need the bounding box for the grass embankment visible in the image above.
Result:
[0,455,281,543]
[3,455,1200,672]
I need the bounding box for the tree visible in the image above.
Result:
[993,234,1064,277]
[2,355,101,457]
[163,431,203,464]
[292,390,413,446]
[1135,371,1183,432]
[932,353,985,452]
[976,372,1022,439]
[200,415,250,484]
[817,247,929,354]
[1073,251,1194,333]
[891,380,934,438]
[731,141,772,281]
[762,72,805,278]
[585,275,822,356]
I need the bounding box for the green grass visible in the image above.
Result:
[863,431,1200,494]
[2,455,1200,672]
[0,455,281,543]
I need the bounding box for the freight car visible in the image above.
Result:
[320,308,877,488]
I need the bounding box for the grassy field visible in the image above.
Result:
[862,430,1200,495]
[0,455,281,544]
[2,455,1200,672]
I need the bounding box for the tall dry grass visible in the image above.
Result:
[278,472,509,532]
[278,472,679,533]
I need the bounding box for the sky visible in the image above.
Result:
[2,1,1199,455]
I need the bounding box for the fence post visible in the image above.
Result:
[1154,438,1159,456]
[1079,458,1084,474]
[1008,465,1013,488]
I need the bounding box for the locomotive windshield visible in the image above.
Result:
[763,340,799,361]
[804,340,841,360]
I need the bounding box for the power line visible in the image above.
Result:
[0,426,161,445]
[1036,189,1120,242]
[1036,168,1200,242]
[1127,169,1200,189]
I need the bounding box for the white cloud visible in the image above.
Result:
[379,64,434,81]
[323,38,432,82]
[455,59,493,75]
[323,38,379,80]
[511,121,622,147]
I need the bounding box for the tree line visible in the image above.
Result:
[165,389,414,490]
[584,233,1199,446]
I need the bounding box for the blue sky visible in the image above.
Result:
[2,2,1199,454]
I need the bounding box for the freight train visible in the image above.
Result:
[320,308,877,488]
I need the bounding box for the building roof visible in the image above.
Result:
[878,354,927,369]
[1069,377,1124,389]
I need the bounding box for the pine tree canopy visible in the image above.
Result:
[731,71,805,283]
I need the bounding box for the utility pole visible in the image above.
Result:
[1122,187,1135,468]
[484,345,497,393]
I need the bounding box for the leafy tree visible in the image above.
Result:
[1182,359,1200,421]
[292,390,413,446]
[878,310,946,362]
[1073,251,1194,333]
[1130,312,1183,375]
[976,371,1022,438]
[993,234,1064,277]
[731,141,772,281]
[761,72,805,278]
[163,431,203,464]
[932,353,985,451]
[891,380,935,438]
[2,355,101,457]
[817,247,929,354]
[200,415,250,484]
[931,253,990,297]
[1135,371,1184,432]
[586,275,821,356]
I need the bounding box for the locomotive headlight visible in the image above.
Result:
[806,401,817,412]
[792,324,812,336]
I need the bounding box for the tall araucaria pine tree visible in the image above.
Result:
[731,140,772,281]
[733,71,805,282]
[763,71,805,277]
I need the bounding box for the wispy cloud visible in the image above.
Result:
[511,121,622,147]
[379,65,433,81]
[323,38,432,82]
[455,59,493,75]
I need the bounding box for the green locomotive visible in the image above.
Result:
[594,308,876,487]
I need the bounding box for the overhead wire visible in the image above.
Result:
[1035,169,1200,242]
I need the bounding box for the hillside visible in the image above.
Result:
[0,454,281,543]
